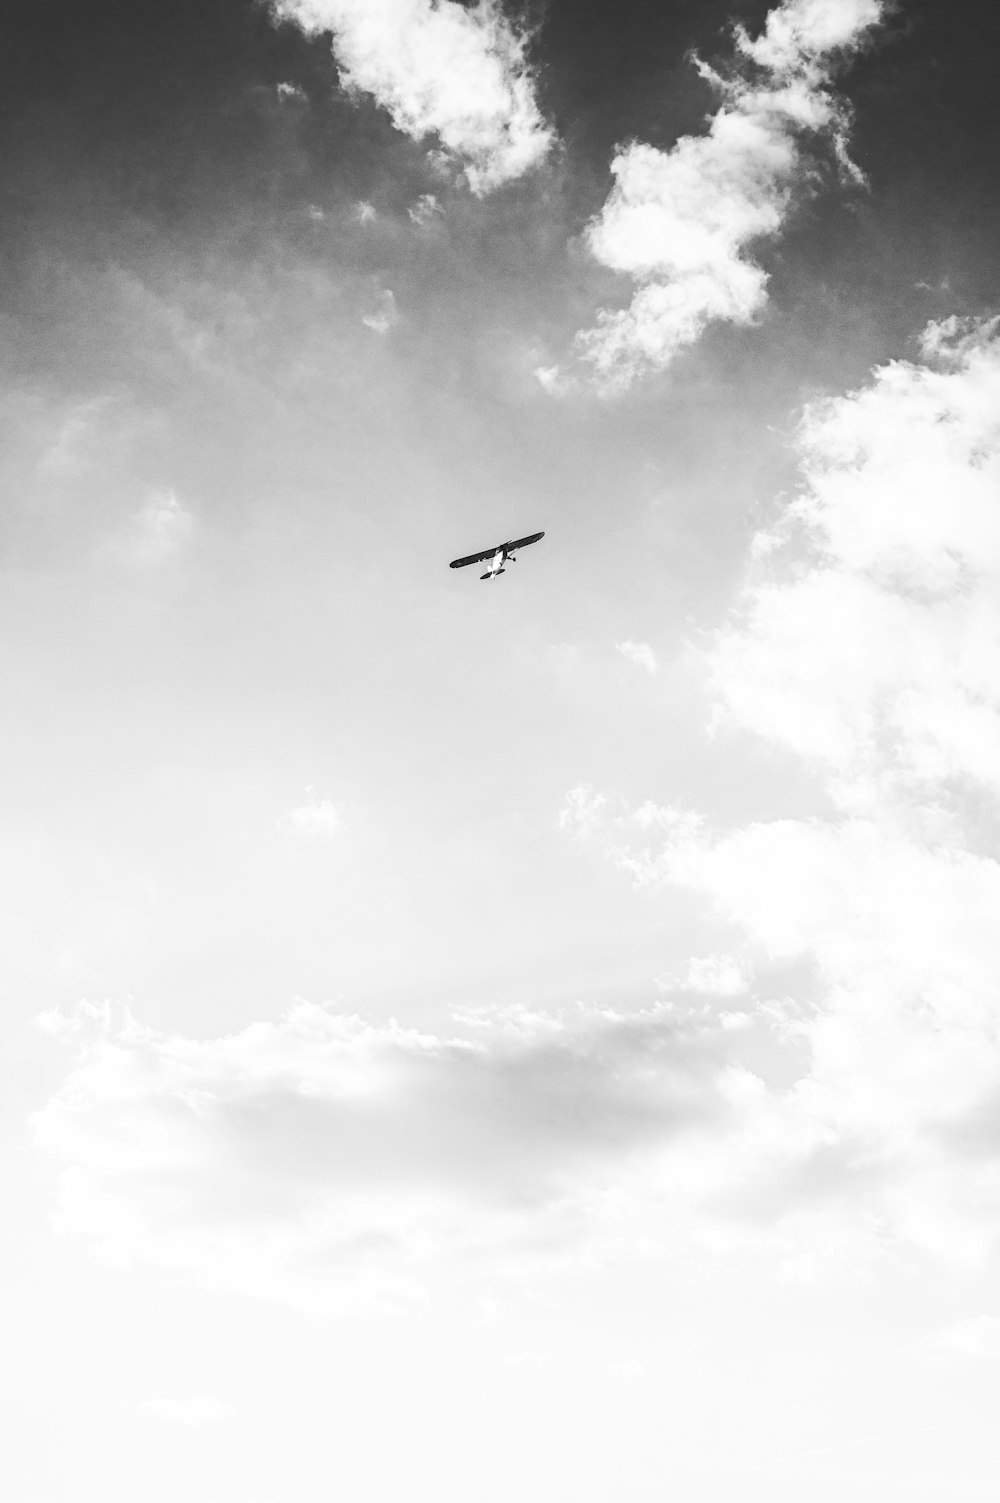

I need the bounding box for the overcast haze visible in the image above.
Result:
[5,1,1000,1499]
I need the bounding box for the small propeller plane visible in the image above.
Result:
[449,530,545,580]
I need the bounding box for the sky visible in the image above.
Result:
[4,0,1000,1498]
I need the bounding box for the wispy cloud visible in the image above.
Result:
[37,398,113,479]
[98,488,194,565]
[271,0,553,194]
[573,0,886,393]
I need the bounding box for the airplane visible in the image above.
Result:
[449,531,545,580]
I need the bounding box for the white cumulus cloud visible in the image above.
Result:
[709,316,1000,807]
[562,319,1000,1269]
[575,0,885,393]
[271,0,553,194]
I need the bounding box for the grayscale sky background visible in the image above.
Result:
[4,2,1000,1498]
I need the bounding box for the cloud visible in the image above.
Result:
[281,789,342,842]
[573,0,885,392]
[674,955,750,997]
[99,488,194,564]
[561,320,1000,1268]
[408,192,441,226]
[616,640,658,674]
[271,0,553,194]
[362,288,398,334]
[37,325,1000,1301]
[557,783,611,839]
[37,398,112,479]
[534,364,569,398]
[708,315,1000,808]
[33,999,737,1315]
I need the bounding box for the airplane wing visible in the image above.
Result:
[449,531,544,568]
[506,531,545,552]
[449,545,500,569]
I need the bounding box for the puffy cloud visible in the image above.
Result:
[33,1000,736,1315]
[557,783,611,839]
[675,954,750,997]
[534,364,568,398]
[281,789,342,842]
[709,316,1000,809]
[408,192,441,225]
[616,640,659,674]
[563,320,1000,1267]
[362,288,399,334]
[699,323,1000,1264]
[271,0,553,194]
[737,0,885,71]
[575,0,885,392]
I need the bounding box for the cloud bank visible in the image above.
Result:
[271,0,553,194]
[34,998,738,1314]
[564,318,1000,1267]
[575,0,885,392]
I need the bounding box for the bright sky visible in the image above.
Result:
[4,1,1000,1499]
